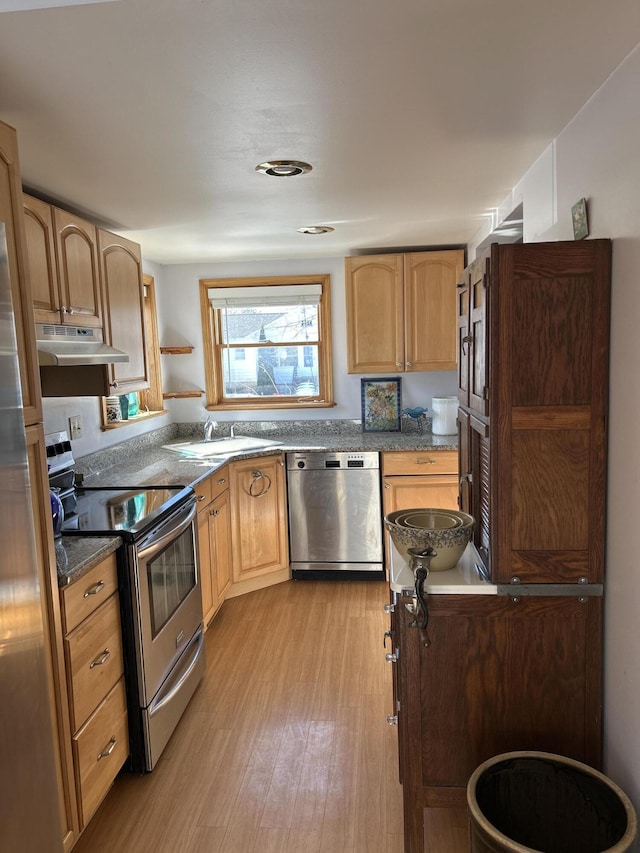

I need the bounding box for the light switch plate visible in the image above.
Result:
[69,415,82,440]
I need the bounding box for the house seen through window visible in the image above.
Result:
[200,275,334,410]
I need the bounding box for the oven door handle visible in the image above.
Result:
[148,626,204,717]
[136,500,197,562]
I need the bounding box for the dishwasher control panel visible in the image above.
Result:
[286,451,380,470]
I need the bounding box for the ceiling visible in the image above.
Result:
[1,0,639,265]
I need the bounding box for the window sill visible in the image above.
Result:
[206,399,337,411]
[101,409,169,430]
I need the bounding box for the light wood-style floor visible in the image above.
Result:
[72,580,467,853]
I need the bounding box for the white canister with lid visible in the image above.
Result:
[105,395,122,423]
[431,396,458,435]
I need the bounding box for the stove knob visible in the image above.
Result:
[297,460,305,469]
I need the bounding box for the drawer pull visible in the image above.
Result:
[97,736,117,761]
[217,477,226,485]
[415,458,436,465]
[83,580,105,598]
[89,649,111,669]
[196,494,207,502]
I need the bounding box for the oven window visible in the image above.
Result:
[147,523,197,638]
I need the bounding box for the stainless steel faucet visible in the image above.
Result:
[230,423,236,438]
[204,417,217,441]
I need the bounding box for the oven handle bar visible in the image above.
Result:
[148,626,204,717]
[136,499,197,562]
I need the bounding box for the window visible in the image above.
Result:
[200,274,334,410]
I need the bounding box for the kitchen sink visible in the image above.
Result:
[163,436,283,459]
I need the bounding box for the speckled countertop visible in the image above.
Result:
[59,419,458,587]
[55,535,122,587]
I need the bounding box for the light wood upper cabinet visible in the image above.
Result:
[98,229,149,394]
[23,194,61,324]
[25,196,103,328]
[0,123,41,424]
[53,208,102,327]
[345,250,464,374]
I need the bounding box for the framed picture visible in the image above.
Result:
[361,377,402,433]
[571,197,589,240]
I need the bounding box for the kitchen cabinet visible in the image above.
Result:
[228,453,289,594]
[456,240,611,584]
[345,250,464,374]
[195,467,232,626]
[391,589,602,853]
[59,555,129,829]
[98,229,149,396]
[382,450,459,571]
[0,126,41,425]
[24,194,103,327]
[27,425,80,851]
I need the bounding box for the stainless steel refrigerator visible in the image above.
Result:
[0,222,63,850]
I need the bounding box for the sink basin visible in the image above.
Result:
[163,436,283,458]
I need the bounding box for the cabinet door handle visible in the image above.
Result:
[83,580,105,598]
[97,736,117,761]
[462,335,473,355]
[396,362,403,369]
[385,651,398,663]
[89,648,111,668]
[406,361,413,368]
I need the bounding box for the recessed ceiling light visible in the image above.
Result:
[297,225,335,235]
[255,160,312,177]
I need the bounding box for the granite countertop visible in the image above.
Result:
[55,535,122,588]
[77,427,458,489]
[59,420,458,588]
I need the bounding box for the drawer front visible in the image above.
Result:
[210,466,229,501]
[61,553,118,634]
[74,677,128,828]
[382,449,458,476]
[66,593,124,731]
[194,475,213,510]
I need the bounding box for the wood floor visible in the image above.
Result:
[72,580,467,853]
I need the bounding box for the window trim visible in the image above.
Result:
[200,274,335,410]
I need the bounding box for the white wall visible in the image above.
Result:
[156,255,457,427]
[468,42,640,833]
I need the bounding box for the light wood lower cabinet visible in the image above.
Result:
[27,425,79,851]
[382,450,459,570]
[59,555,128,830]
[195,466,232,627]
[228,453,289,595]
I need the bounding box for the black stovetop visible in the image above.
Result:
[60,485,194,540]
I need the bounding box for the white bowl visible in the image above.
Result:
[385,508,474,572]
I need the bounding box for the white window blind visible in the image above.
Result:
[209,283,322,309]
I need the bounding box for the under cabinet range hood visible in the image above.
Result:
[35,323,129,366]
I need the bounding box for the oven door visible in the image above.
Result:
[131,497,203,705]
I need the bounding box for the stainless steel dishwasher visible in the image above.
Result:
[286,451,384,580]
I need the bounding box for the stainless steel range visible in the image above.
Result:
[56,447,205,772]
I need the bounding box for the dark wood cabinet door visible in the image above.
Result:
[491,239,611,584]
[468,253,489,416]
[397,592,602,852]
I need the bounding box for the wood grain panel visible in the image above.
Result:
[510,277,593,406]
[382,449,458,476]
[512,405,591,429]
[60,554,118,635]
[511,430,589,551]
[65,593,124,731]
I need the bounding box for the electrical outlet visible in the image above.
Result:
[69,415,83,440]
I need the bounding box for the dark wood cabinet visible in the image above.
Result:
[395,591,602,852]
[391,240,611,852]
[457,240,611,585]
